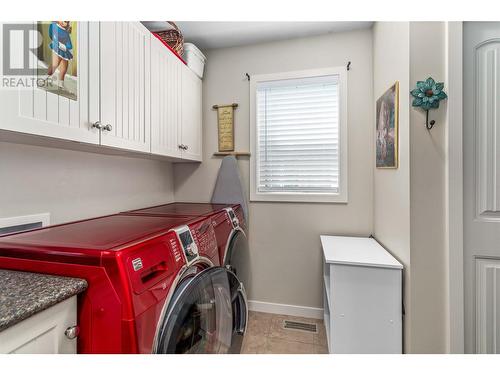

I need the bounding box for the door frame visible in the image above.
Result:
[446,21,464,353]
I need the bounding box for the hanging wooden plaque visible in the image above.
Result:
[213,103,238,152]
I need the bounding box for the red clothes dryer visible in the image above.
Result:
[124,203,249,273]
[0,213,247,354]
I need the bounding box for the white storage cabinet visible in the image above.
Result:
[0,297,77,354]
[150,36,202,161]
[0,22,100,144]
[321,235,403,354]
[0,22,203,162]
[150,34,182,158]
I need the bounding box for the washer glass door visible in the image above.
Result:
[156,267,247,354]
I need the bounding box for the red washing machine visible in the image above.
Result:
[124,203,249,276]
[0,213,248,354]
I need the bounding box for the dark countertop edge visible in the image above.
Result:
[0,271,88,333]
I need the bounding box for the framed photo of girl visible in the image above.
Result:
[376,81,399,168]
[37,21,78,100]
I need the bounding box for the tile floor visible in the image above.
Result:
[241,311,328,354]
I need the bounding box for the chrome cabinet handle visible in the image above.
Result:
[184,145,189,150]
[178,144,183,149]
[178,144,188,150]
[64,325,80,340]
[91,122,112,132]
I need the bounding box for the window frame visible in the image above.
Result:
[249,67,348,203]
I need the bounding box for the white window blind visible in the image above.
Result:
[256,74,340,194]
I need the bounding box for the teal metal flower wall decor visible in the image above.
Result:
[410,77,448,130]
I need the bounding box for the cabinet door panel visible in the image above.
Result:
[0,22,99,144]
[99,22,151,152]
[58,96,70,126]
[151,36,181,158]
[181,65,202,161]
[0,297,77,354]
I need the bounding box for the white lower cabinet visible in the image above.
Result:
[0,297,77,354]
[321,235,403,354]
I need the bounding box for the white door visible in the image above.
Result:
[0,22,99,144]
[150,36,182,158]
[464,22,500,353]
[99,22,151,153]
[180,64,202,161]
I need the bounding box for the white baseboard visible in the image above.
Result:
[248,300,324,320]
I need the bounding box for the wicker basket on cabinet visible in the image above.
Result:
[155,21,184,56]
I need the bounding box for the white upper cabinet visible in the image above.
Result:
[150,36,181,158]
[180,64,202,161]
[0,22,202,162]
[99,22,151,153]
[0,22,99,144]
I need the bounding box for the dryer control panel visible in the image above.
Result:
[225,208,239,229]
[173,225,199,263]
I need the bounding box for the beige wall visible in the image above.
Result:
[373,21,412,351]
[409,22,448,353]
[0,142,174,225]
[174,29,374,308]
[373,22,449,353]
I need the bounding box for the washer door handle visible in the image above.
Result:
[234,282,248,335]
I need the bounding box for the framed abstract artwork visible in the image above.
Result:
[376,82,399,168]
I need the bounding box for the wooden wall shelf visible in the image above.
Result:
[213,152,251,157]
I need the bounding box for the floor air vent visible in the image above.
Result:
[283,320,317,333]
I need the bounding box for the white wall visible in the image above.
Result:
[372,22,412,351]
[409,21,448,354]
[0,142,175,225]
[373,21,449,353]
[174,29,374,309]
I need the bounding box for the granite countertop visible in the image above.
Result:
[0,269,88,332]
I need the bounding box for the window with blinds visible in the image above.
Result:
[255,74,341,196]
